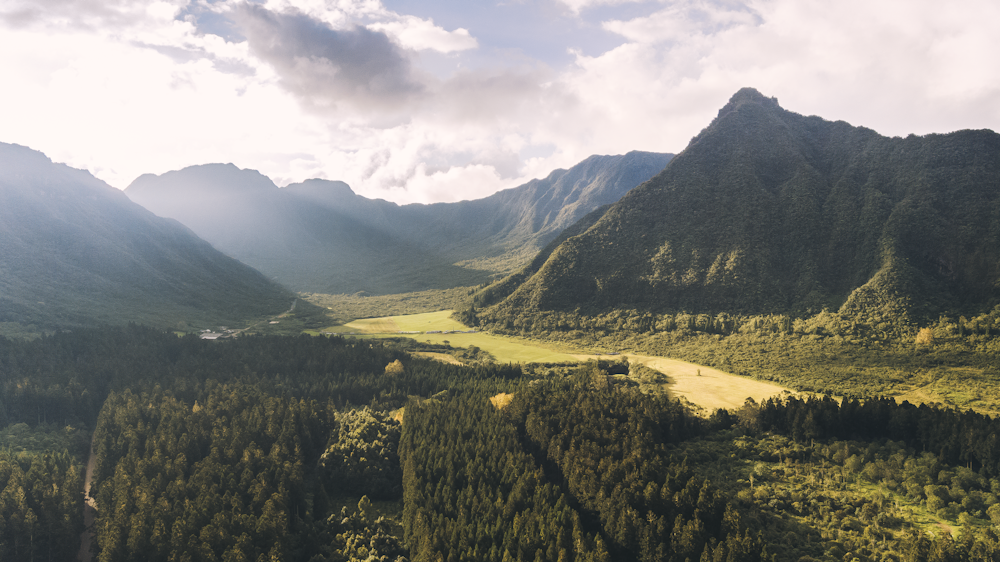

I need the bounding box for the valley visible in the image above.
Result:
[320,309,793,412]
[4,88,1000,562]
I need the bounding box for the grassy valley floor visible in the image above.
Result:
[318,310,793,412]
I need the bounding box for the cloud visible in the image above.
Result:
[554,0,649,16]
[233,3,423,112]
[557,0,1000,144]
[3,0,1000,207]
[602,0,761,43]
[0,0,184,30]
[368,16,477,53]
[406,163,507,203]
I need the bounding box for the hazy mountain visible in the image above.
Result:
[126,152,672,295]
[477,88,1000,331]
[126,165,491,295]
[0,143,293,334]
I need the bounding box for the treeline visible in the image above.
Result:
[714,395,1000,561]
[475,304,1000,344]
[468,304,1000,413]
[741,395,1000,478]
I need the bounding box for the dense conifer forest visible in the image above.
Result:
[1,326,1000,561]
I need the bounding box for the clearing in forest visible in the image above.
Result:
[393,310,469,332]
[343,311,580,363]
[624,355,789,412]
[343,316,402,333]
[337,311,792,410]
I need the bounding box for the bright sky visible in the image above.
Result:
[2,0,998,204]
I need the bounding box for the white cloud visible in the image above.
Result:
[602,0,760,43]
[564,0,1000,146]
[0,0,182,30]
[2,0,1000,206]
[405,163,507,203]
[368,16,477,53]
[0,16,320,189]
[554,0,649,16]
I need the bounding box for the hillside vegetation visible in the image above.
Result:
[461,88,1000,411]
[478,88,1000,336]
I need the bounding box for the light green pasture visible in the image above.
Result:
[339,310,580,363]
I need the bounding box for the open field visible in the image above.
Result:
[340,311,581,363]
[624,355,790,412]
[385,332,582,363]
[334,310,793,410]
[342,316,402,333]
[392,310,468,332]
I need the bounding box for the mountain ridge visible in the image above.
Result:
[126,150,673,294]
[476,88,1000,336]
[0,143,294,334]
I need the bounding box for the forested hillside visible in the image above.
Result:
[477,88,1000,337]
[0,143,293,336]
[126,152,671,294]
[3,328,1000,561]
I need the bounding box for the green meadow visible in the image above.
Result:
[323,311,793,409]
[336,310,581,363]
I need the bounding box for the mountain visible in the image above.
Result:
[126,152,672,295]
[476,88,1000,333]
[0,143,293,334]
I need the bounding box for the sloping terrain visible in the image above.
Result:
[126,152,672,294]
[0,143,292,333]
[479,88,1000,331]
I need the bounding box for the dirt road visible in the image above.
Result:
[77,438,98,562]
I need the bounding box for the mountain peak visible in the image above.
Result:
[0,144,292,333]
[476,93,1000,331]
[718,87,780,117]
[285,178,356,199]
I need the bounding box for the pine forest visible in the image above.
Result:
[2,327,1000,561]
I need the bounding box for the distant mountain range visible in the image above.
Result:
[0,143,293,334]
[477,88,1000,333]
[126,151,673,295]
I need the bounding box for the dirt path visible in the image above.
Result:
[77,436,98,562]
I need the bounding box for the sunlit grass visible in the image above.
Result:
[628,354,790,412]
[340,310,582,363]
[334,311,791,407]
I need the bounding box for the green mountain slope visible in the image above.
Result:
[0,143,293,333]
[126,152,672,295]
[479,88,1000,333]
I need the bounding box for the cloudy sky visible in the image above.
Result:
[2,0,998,204]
